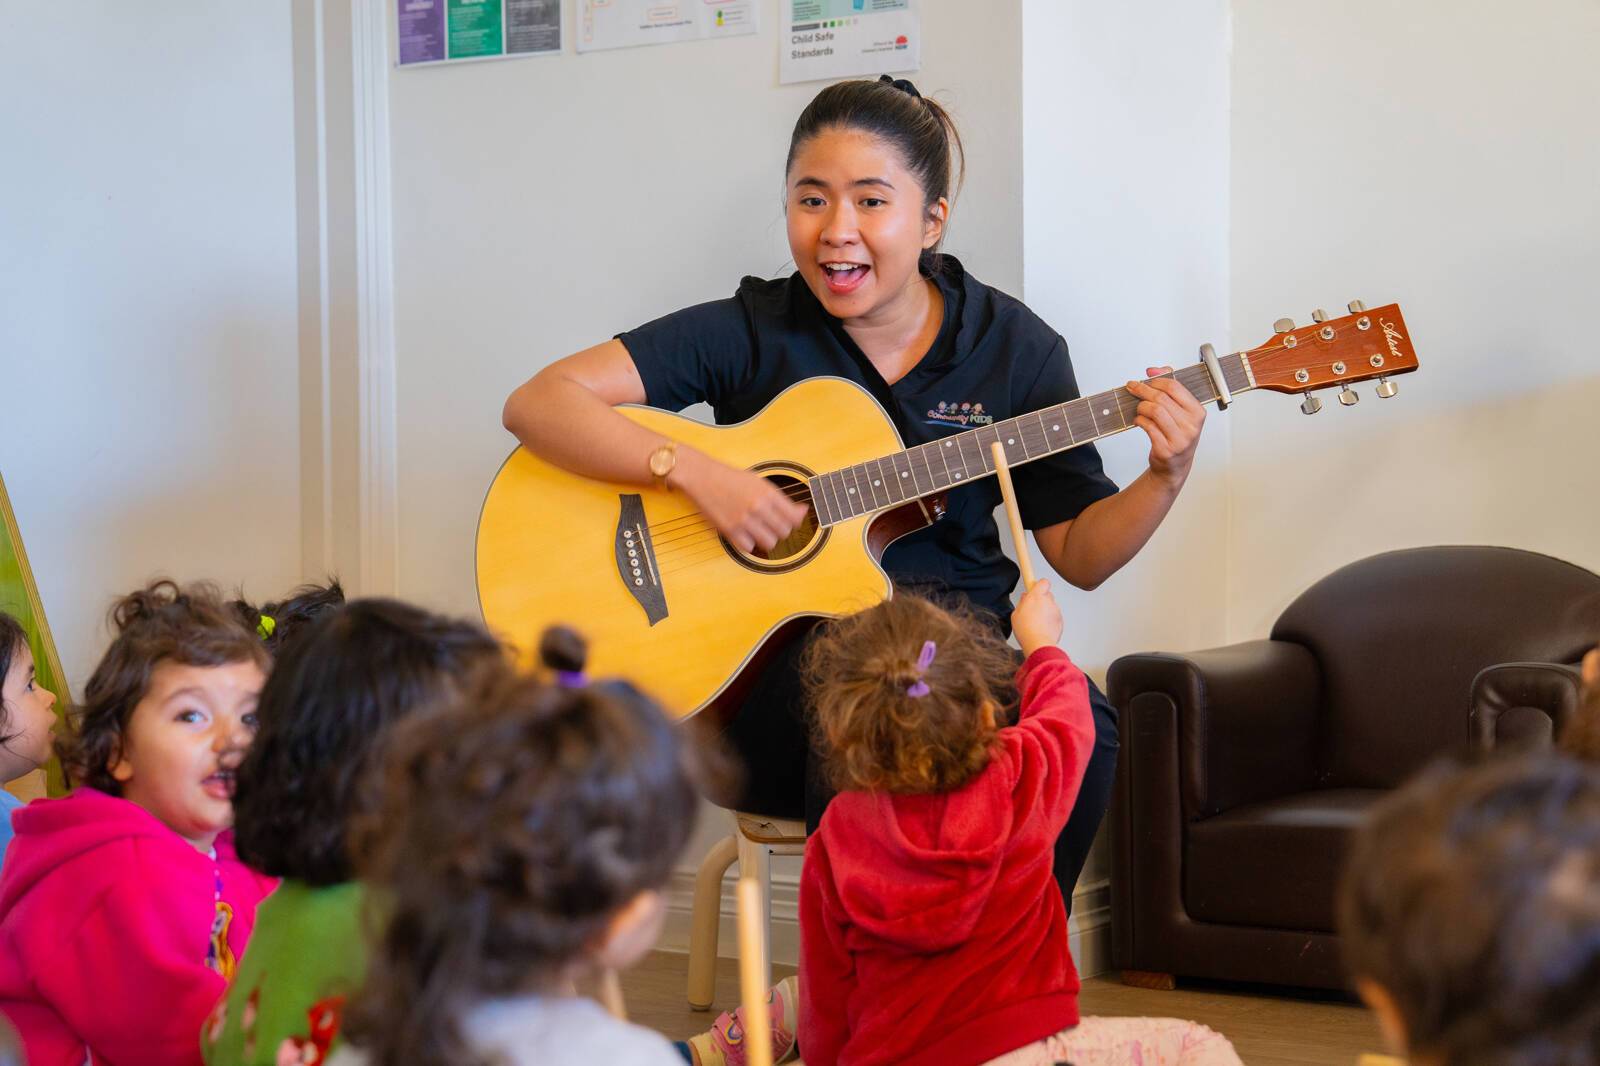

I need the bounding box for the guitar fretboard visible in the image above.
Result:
[807,355,1253,526]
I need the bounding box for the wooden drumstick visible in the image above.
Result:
[598,967,628,1021]
[736,878,775,1066]
[990,441,1037,590]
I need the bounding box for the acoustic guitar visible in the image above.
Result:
[477,302,1419,721]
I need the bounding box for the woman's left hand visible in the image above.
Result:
[1126,365,1206,488]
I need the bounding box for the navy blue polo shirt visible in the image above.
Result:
[618,256,1118,626]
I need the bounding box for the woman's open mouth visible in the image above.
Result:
[201,768,236,801]
[821,261,870,294]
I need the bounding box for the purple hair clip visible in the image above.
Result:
[557,670,586,688]
[906,640,937,698]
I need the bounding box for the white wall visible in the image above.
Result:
[0,3,303,682]
[1228,0,1600,638]
[1021,0,1233,673]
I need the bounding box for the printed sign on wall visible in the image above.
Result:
[780,0,919,84]
[397,0,561,66]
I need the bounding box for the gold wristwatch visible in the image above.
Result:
[648,441,679,487]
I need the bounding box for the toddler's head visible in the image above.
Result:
[56,580,268,850]
[346,633,698,1066]
[231,597,503,884]
[1339,754,1600,1066]
[0,610,58,785]
[804,594,1016,794]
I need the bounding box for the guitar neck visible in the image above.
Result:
[809,353,1256,526]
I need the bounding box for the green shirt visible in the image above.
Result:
[202,879,366,1065]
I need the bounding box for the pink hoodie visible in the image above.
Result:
[0,788,277,1066]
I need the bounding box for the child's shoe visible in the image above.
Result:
[684,975,799,1066]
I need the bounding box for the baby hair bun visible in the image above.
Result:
[538,625,587,674]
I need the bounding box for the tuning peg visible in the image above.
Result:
[1311,308,1329,323]
[1338,385,1360,406]
[1347,300,1366,313]
[1376,376,1398,399]
[1300,393,1323,415]
[1274,318,1295,333]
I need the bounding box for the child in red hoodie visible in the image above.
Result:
[0,580,278,1066]
[798,583,1240,1066]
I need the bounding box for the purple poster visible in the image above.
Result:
[397,0,446,64]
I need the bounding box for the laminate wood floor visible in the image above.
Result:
[619,953,1385,1065]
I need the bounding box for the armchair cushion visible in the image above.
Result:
[1108,640,1320,820]
[1184,788,1384,932]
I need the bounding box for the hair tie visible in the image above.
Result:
[878,73,922,100]
[255,615,276,641]
[905,640,937,698]
[557,670,586,688]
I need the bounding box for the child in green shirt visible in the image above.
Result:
[201,598,503,1064]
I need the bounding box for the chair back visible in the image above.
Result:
[1272,546,1600,788]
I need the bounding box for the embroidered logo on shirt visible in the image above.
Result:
[925,401,993,427]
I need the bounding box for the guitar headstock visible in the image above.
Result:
[1244,301,1418,412]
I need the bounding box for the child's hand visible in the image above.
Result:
[1012,579,1062,658]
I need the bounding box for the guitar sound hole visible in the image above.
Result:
[746,473,820,564]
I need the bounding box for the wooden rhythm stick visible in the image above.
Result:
[990,441,1037,590]
[598,967,627,1021]
[736,878,775,1066]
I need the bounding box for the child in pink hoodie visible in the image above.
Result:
[0,580,277,1066]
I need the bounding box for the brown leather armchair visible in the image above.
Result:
[1107,546,1600,989]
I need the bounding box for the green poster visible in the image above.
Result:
[449,0,505,58]
[0,470,70,795]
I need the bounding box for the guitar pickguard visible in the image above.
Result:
[615,494,667,625]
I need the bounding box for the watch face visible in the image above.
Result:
[650,448,674,477]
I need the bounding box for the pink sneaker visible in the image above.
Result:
[685,975,800,1066]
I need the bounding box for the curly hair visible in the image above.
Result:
[230,598,503,884]
[0,611,27,747]
[55,580,268,793]
[230,578,346,655]
[803,593,1018,794]
[1338,753,1600,1066]
[342,634,700,1066]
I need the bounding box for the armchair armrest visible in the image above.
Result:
[1470,661,1581,752]
[1108,640,1321,819]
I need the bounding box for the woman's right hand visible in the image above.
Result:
[1012,579,1063,658]
[673,447,810,554]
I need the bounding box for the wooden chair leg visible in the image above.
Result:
[1120,970,1177,990]
[687,834,739,1010]
[735,826,775,992]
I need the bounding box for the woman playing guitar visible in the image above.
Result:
[500,76,1206,907]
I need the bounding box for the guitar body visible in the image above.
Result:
[476,377,925,720]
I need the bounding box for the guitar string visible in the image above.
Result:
[639,359,1243,544]
[644,383,1162,550]
[648,324,1382,566]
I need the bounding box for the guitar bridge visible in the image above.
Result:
[615,495,667,625]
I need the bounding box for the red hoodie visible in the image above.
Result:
[0,789,277,1066]
[799,646,1094,1066]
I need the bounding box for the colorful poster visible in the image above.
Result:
[397,0,447,63]
[397,0,559,66]
[506,0,560,54]
[780,0,919,85]
[448,0,503,58]
[577,0,758,54]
